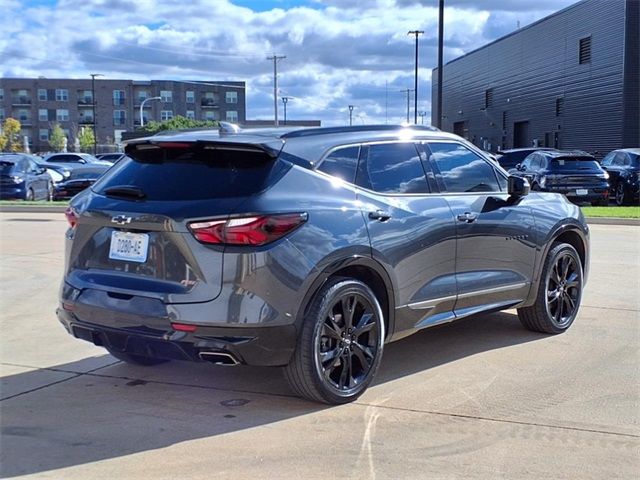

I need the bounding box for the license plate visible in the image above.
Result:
[576,189,588,196]
[109,231,149,263]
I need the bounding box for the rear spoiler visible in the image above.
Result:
[124,138,283,160]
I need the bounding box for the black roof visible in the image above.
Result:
[538,150,595,159]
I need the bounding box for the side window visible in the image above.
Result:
[16,159,28,173]
[427,142,501,193]
[317,146,359,184]
[600,152,614,166]
[356,143,429,194]
[521,155,535,170]
[620,153,631,167]
[26,159,39,173]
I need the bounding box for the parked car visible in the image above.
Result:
[509,150,609,206]
[33,158,72,184]
[52,165,109,200]
[43,153,111,169]
[0,153,53,200]
[96,153,127,164]
[599,148,640,206]
[496,147,557,170]
[58,125,589,404]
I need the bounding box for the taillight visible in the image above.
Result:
[65,206,78,228]
[189,213,308,246]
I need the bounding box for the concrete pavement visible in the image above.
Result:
[0,212,638,479]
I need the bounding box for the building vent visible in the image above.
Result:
[485,88,494,108]
[555,97,564,116]
[579,36,591,64]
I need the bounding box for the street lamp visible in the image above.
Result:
[408,30,424,124]
[140,96,162,127]
[281,96,292,125]
[90,73,103,154]
[437,0,444,129]
[418,111,427,125]
[348,105,354,126]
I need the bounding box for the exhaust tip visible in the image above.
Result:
[198,351,240,366]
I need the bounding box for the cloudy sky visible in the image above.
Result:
[1,0,577,126]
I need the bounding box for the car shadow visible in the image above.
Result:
[0,311,545,478]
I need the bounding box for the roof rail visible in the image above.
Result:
[280,124,439,139]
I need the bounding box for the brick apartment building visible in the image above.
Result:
[0,78,246,152]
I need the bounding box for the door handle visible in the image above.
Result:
[368,210,392,222]
[456,212,478,223]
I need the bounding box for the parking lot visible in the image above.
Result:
[0,212,638,479]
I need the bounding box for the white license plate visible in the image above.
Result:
[576,189,588,196]
[109,231,149,263]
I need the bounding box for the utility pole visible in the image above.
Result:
[408,30,424,124]
[281,96,292,125]
[348,105,354,126]
[401,89,414,123]
[267,55,286,126]
[90,73,103,154]
[437,0,444,129]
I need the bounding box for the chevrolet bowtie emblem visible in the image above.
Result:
[111,215,133,225]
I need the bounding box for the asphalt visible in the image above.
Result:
[0,213,638,479]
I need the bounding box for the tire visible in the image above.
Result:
[47,182,54,202]
[591,198,608,207]
[615,182,628,206]
[518,242,583,334]
[284,277,385,404]
[106,348,169,366]
[25,188,34,201]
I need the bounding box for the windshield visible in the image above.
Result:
[549,158,601,171]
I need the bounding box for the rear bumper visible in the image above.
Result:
[0,186,26,199]
[57,305,297,367]
[548,187,608,203]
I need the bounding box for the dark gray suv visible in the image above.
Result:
[58,125,589,404]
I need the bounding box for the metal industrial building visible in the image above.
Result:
[431,0,639,156]
[0,78,246,152]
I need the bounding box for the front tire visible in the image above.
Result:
[25,188,34,201]
[518,242,583,334]
[106,348,169,366]
[284,278,385,404]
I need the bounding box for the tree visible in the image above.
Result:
[78,127,95,152]
[2,118,23,152]
[139,115,218,134]
[0,131,7,151]
[49,123,67,152]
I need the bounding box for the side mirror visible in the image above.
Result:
[514,163,523,171]
[79,159,87,164]
[508,176,530,197]
[38,167,47,174]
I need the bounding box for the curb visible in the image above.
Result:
[1,206,638,226]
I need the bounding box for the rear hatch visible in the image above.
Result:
[548,156,608,187]
[66,137,287,304]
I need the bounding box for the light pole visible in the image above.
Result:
[401,89,414,123]
[140,96,161,127]
[90,73,103,154]
[408,30,424,124]
[281,96,292,125]
[267,54,286,126]
[348,105,354,126]
[437,0,444,129]
[418,111,427,125]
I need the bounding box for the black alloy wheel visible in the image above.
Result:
[615,182,627,206]
[518,242,583,334]
[285,278,385,404]
[47,182,54,201]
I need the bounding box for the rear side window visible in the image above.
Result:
[427,142,501,193]
[48,154,81,163]
[93,144,288,201]
[356,143,429,194]
[0,161,16,174]
[317,146,359,183]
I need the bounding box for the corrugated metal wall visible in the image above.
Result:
[431,0,637,157]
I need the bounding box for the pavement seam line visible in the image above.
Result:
[353,401,640,439]
[582,304,639,312]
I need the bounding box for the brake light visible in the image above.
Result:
[171,322,198,333]
[65,206,78,228]
[189,213,308,246]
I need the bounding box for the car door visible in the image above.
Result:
[25,158,46,198]
[355,141,458,340]
[423,141,537,317]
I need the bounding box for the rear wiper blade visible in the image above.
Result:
[103,185,146,200]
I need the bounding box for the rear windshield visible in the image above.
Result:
[0,161,16,174]
[549,158,601,171]
[93,144,288,201]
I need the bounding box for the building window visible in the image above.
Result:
[161,110,173,121]
[39,129,49,141]
[484,88,493,108]
[38,89,48,101]
[79,111,94,124]
[0,108,4,121]
[113,110,126,126]
[0,88,3,100]
[39,109,48,121]
[579,36,591,64]
[160,90,172,103]
[55,89,68,101]
[186,91,195,103]
[113,90,125,106]
[204,110,218,121]
[186,110,195,120]
[226,91,238,104]
[136,90,149,103]
[555,97,564,116]
[18,109,30,122]
[225,110,238,122]
[56,109,69,121]
[79,90,93,104]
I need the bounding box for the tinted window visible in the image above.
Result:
[428,142,500,193]
[0,161,16,174]
[317,146,359,183]
[357,143,428,194]
[628,153,640,168]
[48,154,82,163]
[548,157,601,171]
[94,145,288,201]
[600,152,615,166]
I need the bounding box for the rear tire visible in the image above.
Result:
[284,277,385,404]
[518,242,583,334]
[615,182,629,206]
[25,188,34,201]
[47,182,54,201]
[106,348,169,366]
[591,198,608,206]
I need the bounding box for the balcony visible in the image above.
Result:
[18,117,32,126]
[79,117,94,125]
[12,97,32,106]
[78,97,94,105]
[201,98,219,108]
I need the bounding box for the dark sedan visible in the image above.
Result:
[0,153,53,200]
[600,148,640,206]
[496,147,557,170]
[52,165,109,200]
[510,150,609,205]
